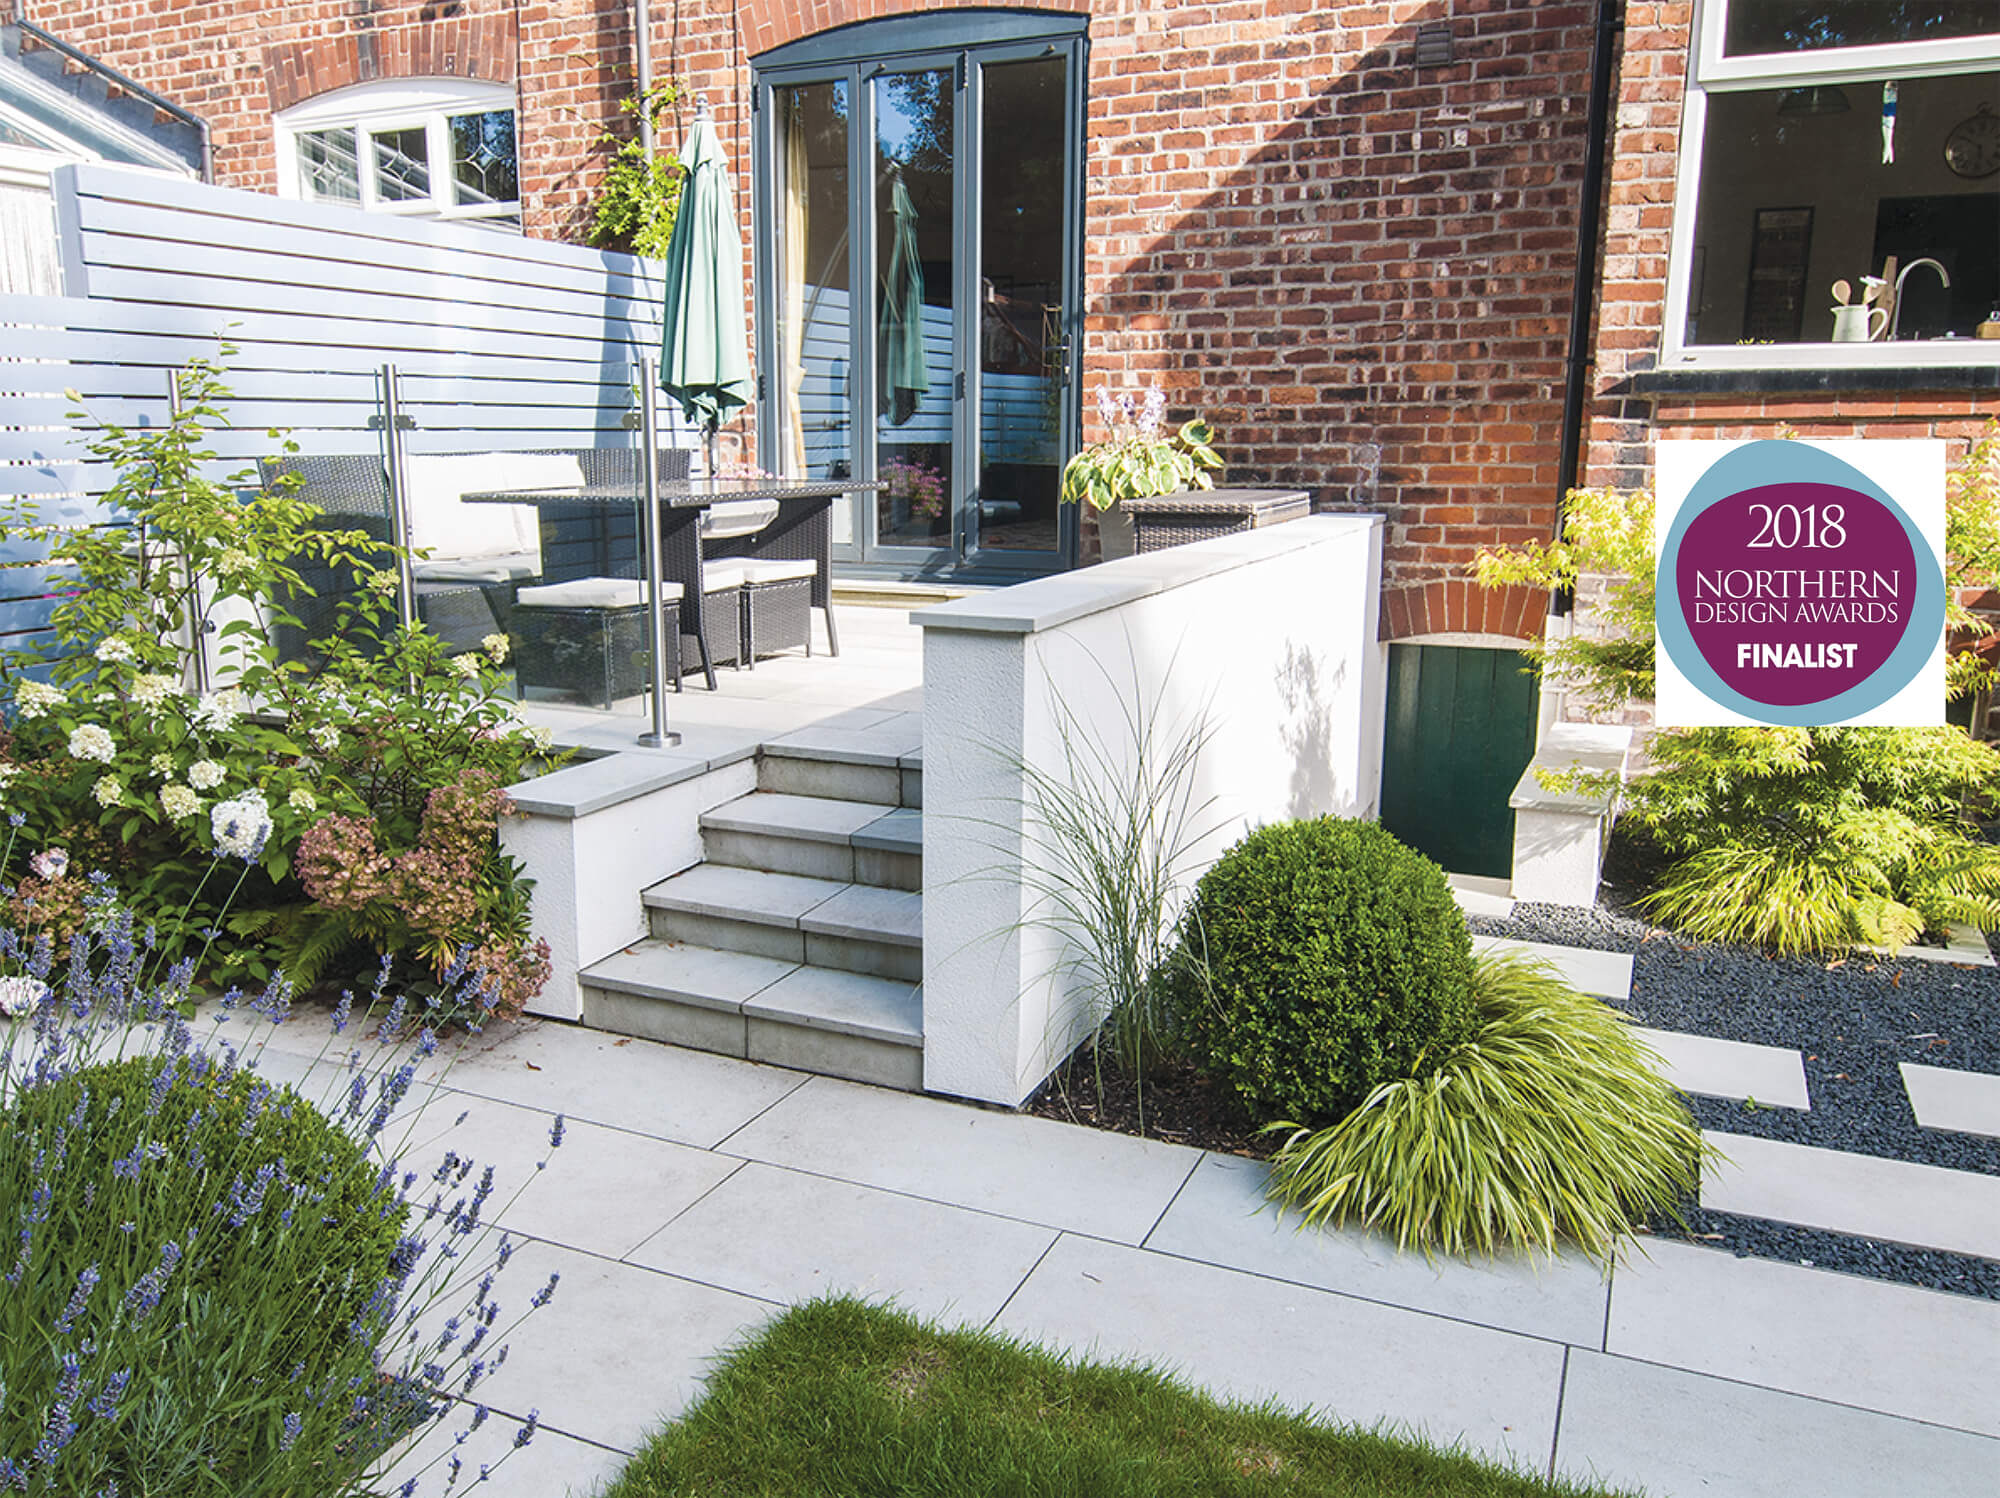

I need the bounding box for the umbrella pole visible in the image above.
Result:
[703,418,719,478]
[637,354,680,748]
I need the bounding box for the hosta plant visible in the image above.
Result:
[1059,385,1222,511]
[1263,950,1712,1261]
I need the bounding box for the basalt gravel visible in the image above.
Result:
[1467,852,2000,1300]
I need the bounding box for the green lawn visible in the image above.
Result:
[600,1297,1638,1498]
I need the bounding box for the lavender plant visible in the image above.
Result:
[0,866,561,1496]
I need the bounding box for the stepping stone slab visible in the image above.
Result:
[718,1076,1201,1244]
[629,1160,1057,1326]
[1700,1129,2000,1262]
[992,1234,1563,1475]
[1556,1344,2000,1498]
[1901,1062,2000,1140]
[1606,1237,2000,1438]
[1470,933,1632,999]
[1143,1154,1610,1345]
[1631,1026,1810,1109]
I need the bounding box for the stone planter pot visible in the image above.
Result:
[1094,502,1136,562]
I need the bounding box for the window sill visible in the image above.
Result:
[1614,364,2000,397]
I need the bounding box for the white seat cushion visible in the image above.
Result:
[736,557,817,585]
[404,452,581,566]
[412,551,541,585]
[514,576,680,610]
[700,499,780,540]
[701,562,749,593]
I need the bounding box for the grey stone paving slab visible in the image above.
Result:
[742,966,922,1044]
[1700,1129,2000,1260]
[585,939,798,1011]
[992,1234,1563,1475]
[1448,873,1515,920]
[719,1076,1202,1243]
[854,804,922,853]
[1555,1347,2000,1498]
[469,1240,776,1455]
[437,1018,808,1149]
[380,1414,629,1498]
[703,790,893,841]
[1900,1061,2000,1139]
[642,862,846,926]
[402,1096,743,1260]
[1471,934,1632,999]
[799,882,922,944]
[1144,1154,1611,1345]
[1632,1026,1810,1109]
[1605,1237,2000,1437]
[765,721,926,766]
[628,1160,1056,1326]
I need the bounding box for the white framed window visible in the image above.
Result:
[1665,1,2000,369]
[274,79,520,229]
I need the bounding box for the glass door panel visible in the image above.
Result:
[873,69,957,551]
[973,55,1068,558]
[772,81,855,545]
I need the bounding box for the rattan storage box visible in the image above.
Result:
[1122,488,1311,553]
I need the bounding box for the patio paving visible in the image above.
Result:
[203,1004,2000,1498]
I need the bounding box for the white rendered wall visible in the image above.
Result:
[501,755,755,1019]
[918,515,1386,1106]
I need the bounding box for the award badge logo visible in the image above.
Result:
[1654,440,1946,728]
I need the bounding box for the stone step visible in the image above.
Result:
[1471,933,1633,1000]
[701,791,920,890]
[579,938,923,1091]
[1700,1130,2000,1262]
[758,741,923,808]
[1632,1027,1810,1110]
[644,862,922,981]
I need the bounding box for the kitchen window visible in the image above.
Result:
[1667,1,2000,367]
[274,80,519,229]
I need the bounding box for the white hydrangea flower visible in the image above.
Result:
[287,786,317,814]
[187,759,225,791]
[216,547,254,577]
[211,789,271,860]
[192,689,245,734]
[160,783,199,820]
[482,632,510,664]
[67,725,116,763]
[150,752,175,777]
[130,674,179,709]
[92,775,123,808]
[0,975,49,1018]
[15,680,64,720]
[451,654,482,679]
[528,724,554,752]
[93,636,135,663]
[0,762,17,788]
[310,724,340,753]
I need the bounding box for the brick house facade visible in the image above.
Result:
[13,0,1594,645]
[17,1,1991,643]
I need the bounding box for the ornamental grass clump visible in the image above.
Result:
[0,876,560,1496]
[1263,951,1711,1260]
[1171,818,1476,1125]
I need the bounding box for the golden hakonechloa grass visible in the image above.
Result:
[1263,951,1715,1261]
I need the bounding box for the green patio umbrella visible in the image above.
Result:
[659,106,751,468]
[881,164,926,427]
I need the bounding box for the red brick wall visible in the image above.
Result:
[27,0,633,242]
[36,0,1600,636]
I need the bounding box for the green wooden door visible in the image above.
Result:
[1379,644,1539,879]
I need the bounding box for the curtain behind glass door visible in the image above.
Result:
[774,81,854,543]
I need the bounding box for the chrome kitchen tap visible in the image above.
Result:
[1890,258,1952,340]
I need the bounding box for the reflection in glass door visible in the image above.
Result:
[974,56,1068,558]
[873,70,957,552]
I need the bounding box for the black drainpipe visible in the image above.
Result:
[1550,0,1623,614]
